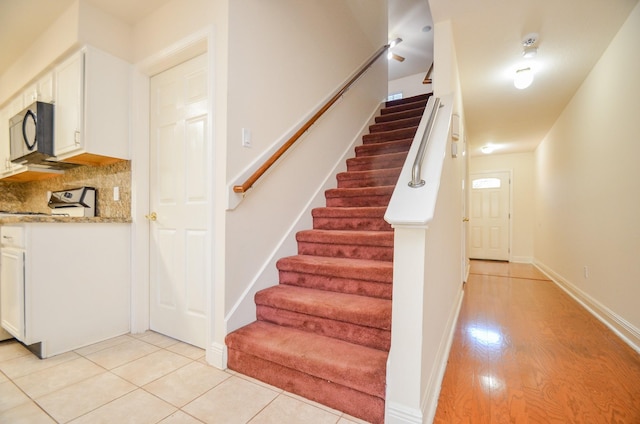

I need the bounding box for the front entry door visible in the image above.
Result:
[149,54,209,348]
[469,171,510,261]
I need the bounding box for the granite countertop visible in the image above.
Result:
[0,216,132,224]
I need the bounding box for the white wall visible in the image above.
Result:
[470,152,535,262]
[224,0,388,330]
[534,2,640,349]
[388,72,432,99]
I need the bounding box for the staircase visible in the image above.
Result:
[225,93,431,424]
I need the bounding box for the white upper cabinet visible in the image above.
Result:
[23,72,55,105]
[54,46,130,165]
[54,52,84,157]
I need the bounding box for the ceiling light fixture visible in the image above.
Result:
[514,67,534,89]
[422,25,432,33]
[481,145,495,154]
[522,46,537,58]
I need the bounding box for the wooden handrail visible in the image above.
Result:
[233,43,391,194]
[423,62,433,84]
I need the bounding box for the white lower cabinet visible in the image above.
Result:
[0,223,130,358]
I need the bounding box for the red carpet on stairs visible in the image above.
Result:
[225,93,431,424]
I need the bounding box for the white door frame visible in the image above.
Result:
[130,26,224,368]
[468,169,513,261]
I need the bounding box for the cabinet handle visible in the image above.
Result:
[2,235,13,241]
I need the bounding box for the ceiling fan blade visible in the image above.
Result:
[391,53,405,62]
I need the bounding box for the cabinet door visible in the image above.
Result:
[54,52,84,156]
[0,248,25,341]
[0,107,11,175]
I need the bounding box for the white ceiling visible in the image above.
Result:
[1,0,637,157]
[430,0,639,155]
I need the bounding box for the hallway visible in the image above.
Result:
[434,260,640,423]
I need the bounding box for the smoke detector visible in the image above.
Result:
[521,33,539,58]
[522,33,538,47]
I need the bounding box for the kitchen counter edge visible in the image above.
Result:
[0,216,132,224]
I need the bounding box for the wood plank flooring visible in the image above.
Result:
[434,260,640,423]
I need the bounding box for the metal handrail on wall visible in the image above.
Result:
[232,43,392,194]
[408,97,442,188]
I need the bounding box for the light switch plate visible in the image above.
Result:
[242,128,252,148]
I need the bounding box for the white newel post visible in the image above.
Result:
[385,224,429,424]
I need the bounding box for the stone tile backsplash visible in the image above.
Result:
[0,161,131,218]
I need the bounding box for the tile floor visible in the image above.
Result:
[0,331,369,423]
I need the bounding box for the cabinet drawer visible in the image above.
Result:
[1,226,25,248]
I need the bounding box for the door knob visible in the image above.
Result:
[462,217,469,222]
[145,212,157,221]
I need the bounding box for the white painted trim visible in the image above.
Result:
[207,341,227,370]
[534,260,640,354]
[422,288,465,423]
[385,401,423,424]
[510,256,533,264]
[224,105,381,332]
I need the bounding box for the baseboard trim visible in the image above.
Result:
[207,341,227,370]
[534,260,640,354]
[385,401,423,424]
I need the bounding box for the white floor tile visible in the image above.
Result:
[183,376,279,424]
[249,394,340,424]
[84,339,160,369]
[144,361,230,407]
[111,350,191,386]
[35,372,136,423]
[68,389,176,424]
[0,401,56,424]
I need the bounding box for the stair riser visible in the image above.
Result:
[326,194,391,207]
[363,127,417,144]
[227,349,384,424]
[297,241,393,262]
[375,107,424,123]
[381,99,428,115]
[346,156,406,172]
[313,217,392,232]
[369,116,421,133]
[355,139,412,157]
[257,305,391,351]
[279,274,392,300]
[337,175,400,188]
[385,93,431,107]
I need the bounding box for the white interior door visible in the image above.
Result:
[469,171,510,261]
[149,54,209,348]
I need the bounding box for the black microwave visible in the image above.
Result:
[9,101,54,164]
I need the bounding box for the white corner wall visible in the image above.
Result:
[470,152,535,262]
[388,72,432,98]
[534,2,640,349]
[224,0,388,330]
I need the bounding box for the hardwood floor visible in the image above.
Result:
[434,260,640,423]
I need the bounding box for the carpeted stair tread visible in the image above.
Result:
[225,321,387,398]
[375,106,425,123]
[362,126,418,144]
[369,116,421,133]
[277,254,393,284]
[346,151,408,172]
[385,92,432,107]
[337,167,402,188]
[312,206,392,231]
[257,305,390,351]
[255,285,391,331]
[355,138,412,157]
[325,185,395,207]
[380,99,428,115]
[226,349,384,424]
[296,229,393,261]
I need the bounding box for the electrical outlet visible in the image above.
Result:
[242,128,252,148]
[584,266,589,278]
